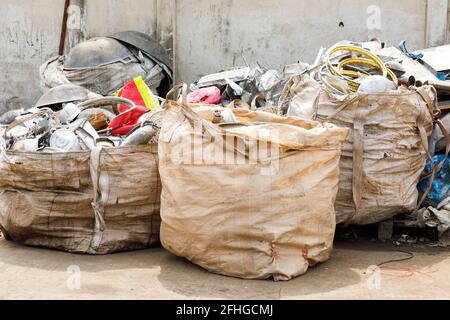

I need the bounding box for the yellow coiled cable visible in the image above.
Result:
[338,58,398,84]
[323,44,397,93]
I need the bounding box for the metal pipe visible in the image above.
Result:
[58,0,71,55]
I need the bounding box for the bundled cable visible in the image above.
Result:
[318,43,398,94]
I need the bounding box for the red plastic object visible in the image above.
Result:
[116,80,146,113]
[108,105,149,136]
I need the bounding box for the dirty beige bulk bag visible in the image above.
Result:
[158,85,349,281]
[0,120,161,255]
[0,146,161,254]
[313,86,435,225]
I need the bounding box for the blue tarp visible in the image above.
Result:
[419,155,450,204]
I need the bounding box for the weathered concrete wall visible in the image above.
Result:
[84,0,158,39]
[0,0,160,113]
[0,0,448,112]
[426,0,449,47]
[0,0,63,112]
[84,0,174,59]
[174,0,432,83]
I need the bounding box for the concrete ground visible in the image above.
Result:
[0,237,449,300]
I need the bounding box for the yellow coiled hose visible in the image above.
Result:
[322,44,398,94]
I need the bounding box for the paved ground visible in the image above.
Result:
[0,237,449,300]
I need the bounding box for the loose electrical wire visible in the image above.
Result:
[319,43,398,94]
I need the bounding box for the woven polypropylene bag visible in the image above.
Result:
[158,97,349,280]
[314,86,435,225]
[0,145,161,254]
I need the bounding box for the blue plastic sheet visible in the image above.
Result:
[419,155,450,204]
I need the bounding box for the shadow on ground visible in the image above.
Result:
[1,235,448,299]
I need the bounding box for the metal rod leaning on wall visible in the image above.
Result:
[59,0,71,56]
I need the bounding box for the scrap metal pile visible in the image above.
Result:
[186,40,450,110]
[1,85,163,153]
[1,31,172,153]
[0,32,169,255]
[184,39,450,244]
[1,34,450,278]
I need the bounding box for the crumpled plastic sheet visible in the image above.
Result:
[417,207,450,246]
[40,54,164,97]
[418,155,450,206]
[187,86,221,104]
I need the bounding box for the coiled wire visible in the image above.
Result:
[318,44,398,95]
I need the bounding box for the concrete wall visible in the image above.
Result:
[174,0,432,83]
[0,0,448,113]
[0,0,161,113]
[0,0,63,112]
[84,0,158,39]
